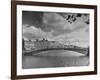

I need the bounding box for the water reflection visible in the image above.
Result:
[22,50,89,69]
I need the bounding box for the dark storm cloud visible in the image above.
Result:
[22,11,43,28]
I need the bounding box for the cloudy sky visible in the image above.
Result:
[22,11,89,47]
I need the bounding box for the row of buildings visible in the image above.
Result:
[22,38,86,51]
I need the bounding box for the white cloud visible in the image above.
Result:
[42,12,89,37]
[23,25,47,40]
[23,24,89,47]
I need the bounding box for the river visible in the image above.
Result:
[22,50,89,69]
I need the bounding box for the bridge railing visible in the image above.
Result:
[23,47,89,56]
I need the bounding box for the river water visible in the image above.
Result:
[22,50,89,69]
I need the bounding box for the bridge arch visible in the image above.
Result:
[24,48,88,56]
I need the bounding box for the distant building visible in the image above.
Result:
[34,39,66,49]
[23,38,84,51]
[24,40,35,50]
[34,38,49,49]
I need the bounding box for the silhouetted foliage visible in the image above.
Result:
[87,47,89,56]
[85,19,89,24]
[77,13,82,17]
[22,39,25,50]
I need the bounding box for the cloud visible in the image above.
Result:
[22,12,89,47]
[23,25,47,40]
[42,12,89,36]
[23,24,89,47]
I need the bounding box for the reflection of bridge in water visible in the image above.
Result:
[24,47,89,56]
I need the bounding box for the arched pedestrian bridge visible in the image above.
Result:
[24,47,89,56]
